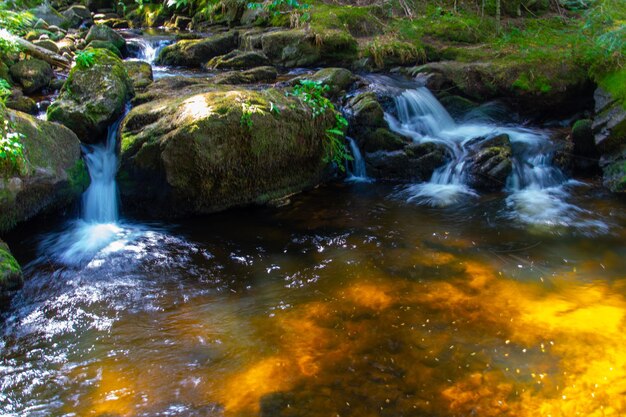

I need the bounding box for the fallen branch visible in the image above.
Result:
[12,36,72,70]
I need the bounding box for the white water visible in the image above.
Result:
[345,137,371,183]
[383,82,606,231]
[126,37,171,64]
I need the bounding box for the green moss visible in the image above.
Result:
[67,159,90,193]
[0,242,22,292]
[604,160,626,192]
[364,37,425,69]
[310,3,384,37]
[512,72,552,93]
[597,70,626,109]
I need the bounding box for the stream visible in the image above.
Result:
[2,33,626,417]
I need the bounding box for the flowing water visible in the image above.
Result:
[2,39,626,417]
[345,137,371,183]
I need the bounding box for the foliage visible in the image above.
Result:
[239,98,266,129]
[287,80,351,171]
[75,51,96,70]
[167,0,190,9]
[0,80,26,176]
[0,8,33,56]
[248,0,310,27]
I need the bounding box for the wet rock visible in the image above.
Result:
[467,133,512,191]
[570,119,599,175]
[292,67,357,98]
[85,24,126,54]
[366,142,448,182]
[206,50,270,70]
[30,3,67,28]
[439,94,477,118]
[156,31,239,68]
[9,59,53,94]
[62,5,93,28]
[47,49,133,143]
[0,239,23,299]
[5,89,37,114]
[118,84,336,217]
[593,80,626,192]
[123,60,153,90]
[211,66,277,85]
[0,109,86,233]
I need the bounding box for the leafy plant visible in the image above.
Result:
[239,98,266,129]
[247,0,310,27]
[0,78,11,100]
[287,80,352,171]
[75,51,96,70]
[166,0,190,10]
[0,80,26,176]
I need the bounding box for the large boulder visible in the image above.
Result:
[466,133,512,191]
[155,31,239,68]
[260,29,357,68]
[0,109,87,232]
[118,81,336,217]
[592,72,626,192]
[206,50,270,70]
[47,49,133,143]
[9,59,53,94]
[123,60,153,90]
[291,68,357,98]
[0,239,22,301]
[30,3,67,28]
[211,66,277,85]
[85,24,126,54]
[62,5,93,28]
[5,88,37,114]
[412,59,594,119]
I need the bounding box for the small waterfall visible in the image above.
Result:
[126,37,171,64]
[346,137,371,183]
[82,121,120,223]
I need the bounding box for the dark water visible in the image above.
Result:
[2,181,626,417]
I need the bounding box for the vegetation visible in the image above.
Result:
[75,51,96,70]
[0,78,26,176]
[288,80,351,170]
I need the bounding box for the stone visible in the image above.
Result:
[34,39,60,54]
[62,5,93,28]
[85,24,126,53]
[155,31,239,68]
[9,59,53,94]
[5,89,37,114]
[205,50,270,70]
[123,60,153,90]
[211,66,277,85]
[0,240,23,298]
[466,133,512,191]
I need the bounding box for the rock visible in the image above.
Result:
[123,60,153,90]
[592,73,626,192]
[211,66,277,85]
[411,60,594,119]
[296,67,356,98]
[9,59,53,94]
[95,17,131,29]
[87,40,122,57]
[0,109,87,232]
[365,142,448,182]
[30,3,67,28]
[34,18,49,29]
[439,95,477,118]
[62,5,93,28]
[569,119,599,174]
[47,49,133,144]
[155,31,239,68]
[56,37,76,54]
[85,24,126,54]
[34,39,60,54]
[5,89,37,114]
[206,50,270,70]
[87,0,115,11]
[466,133,512,191]
[0,240,22,298]
[260,29,357,68]
[118,84,336,217]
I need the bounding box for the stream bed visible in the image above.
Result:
[2,182,626,416]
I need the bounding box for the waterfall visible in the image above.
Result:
[126,37,171,64]
[346,137,371,183]
[82,121,120,223]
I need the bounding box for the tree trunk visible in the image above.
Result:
[12,36,72,70]
[496,0,501,34]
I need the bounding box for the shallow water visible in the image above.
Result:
[2,183,626,417]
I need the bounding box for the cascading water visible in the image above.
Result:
[379,77,606,231]
[345,137,371,182]
[126,37,171,64]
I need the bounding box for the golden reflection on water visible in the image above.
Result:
[72,247,626,417]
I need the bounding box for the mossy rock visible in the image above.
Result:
[87,40,122,57]
[206,50,270,70]
[118,84,336,217]
[5,89,37,114]
[34,39,60,54]
[47,48,133,144]
[467,134,513,192]
[211,66,277,85]
[293,67,356,98]
[9,59,53,94]
[123,60,153,90]
[0,239,22,299]
[347,92,386,129]
[85,25,126,52]
[155,31,239,68]
[0,110,85,232]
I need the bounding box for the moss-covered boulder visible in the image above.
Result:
[211,66,277,85]
[466,133,512,191]
[206,50,270,70]
[47,48,133,144]
[118,82,336,217]
[87,40,122,57]
[30,3,67,28]
[260,29,357,68]
[156,31,239,68]
[292,67,357,98]
[61,5,93,28]
[0,239,22,299]
[412,59,593,119]
[123,60,153,90]
[9,59,53,94]
[85,24,126,53]
[0,109,87,232]
[592,72,626,192]
[5,89,37,114]
[569,119,599,175]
